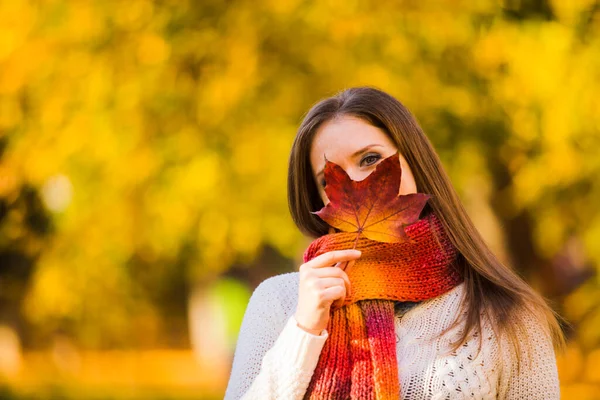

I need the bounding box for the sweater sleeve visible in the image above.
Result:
[497,308,561,399]
[224,274,329,400]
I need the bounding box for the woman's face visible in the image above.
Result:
[310,115,418,205]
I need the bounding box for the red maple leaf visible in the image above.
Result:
[312,151,431,248]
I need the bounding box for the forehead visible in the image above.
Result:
[310,116,395,166]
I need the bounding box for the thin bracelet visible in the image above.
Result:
[295,318,324,336]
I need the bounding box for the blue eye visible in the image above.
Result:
[361,154,381,166]
[320,178,326,188]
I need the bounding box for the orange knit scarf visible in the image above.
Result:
[302,211,463,399]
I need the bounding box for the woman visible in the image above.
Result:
[224,87,566,399]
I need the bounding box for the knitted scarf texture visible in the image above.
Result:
[302,211,463,400]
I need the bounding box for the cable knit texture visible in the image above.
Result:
[301,212,462,399]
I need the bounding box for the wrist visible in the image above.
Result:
[294,315,325,336]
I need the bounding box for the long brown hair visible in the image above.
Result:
[287,86,567,372]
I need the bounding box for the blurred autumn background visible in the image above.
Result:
[1,0,599,399]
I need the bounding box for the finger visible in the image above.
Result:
[316,277,345,290]
[330,289,348,310]
[335,266,351,298]
[331,296,345,310]
[313,266,352,299]
[312,266,350,280]
[344,259,356,274]
[305,249,362,269]
[322,285,346,306]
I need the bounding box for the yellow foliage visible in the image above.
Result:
[0,97,22,129]
[0,1,598,396]
[561,383,600,400]
[557,341,584,384]
[24,258,81,323]
[137,33,170,65]
[586,348,600,383]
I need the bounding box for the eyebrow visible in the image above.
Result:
[316,144,384,179]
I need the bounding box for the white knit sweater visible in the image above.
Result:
[224,271,560,399]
